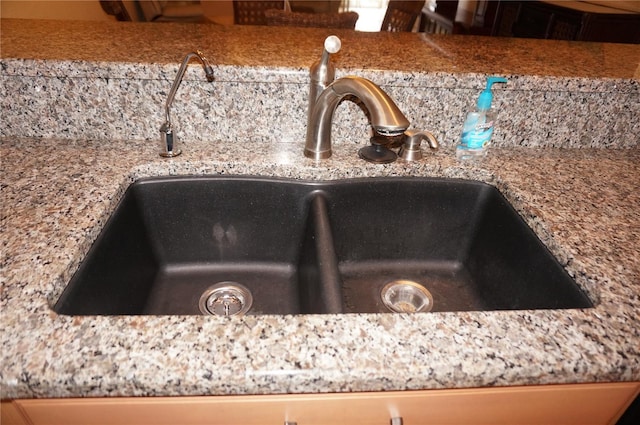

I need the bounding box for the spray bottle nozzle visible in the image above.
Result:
[477,76,508,111]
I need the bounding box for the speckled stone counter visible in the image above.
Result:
[1,138,639,399]
[2,19,639,148]
[1,19,639,399]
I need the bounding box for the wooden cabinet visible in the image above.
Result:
[2,382,639,425]
[493,1,640,43]
[0,401,30,425]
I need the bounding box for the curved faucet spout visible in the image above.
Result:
[305,76,410,160]
[164,51,215,125]
[160,50,214,158]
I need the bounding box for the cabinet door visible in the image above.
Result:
[11,382,640,425]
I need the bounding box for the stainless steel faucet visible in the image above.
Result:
[304,76,411,160]
[159,50,214,158]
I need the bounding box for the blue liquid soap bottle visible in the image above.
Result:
[456,76,508,160]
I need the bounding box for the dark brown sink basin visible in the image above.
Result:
[54,176,592,316]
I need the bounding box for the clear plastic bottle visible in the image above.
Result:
[456,77,507,160]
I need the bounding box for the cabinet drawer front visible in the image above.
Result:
[12,382,640,425]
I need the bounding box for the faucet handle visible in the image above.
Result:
[398,130,439,161]
[324,35,342,54]
[310,35,341,89]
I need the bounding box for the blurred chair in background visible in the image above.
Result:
[380,0,425,32]
[137,0,208,22]
[233,1,286,25]
[99,0,132,20]
[289,1,341,14]
[421,0,459,34]
[100,1,208,22]
[421,0,485,34]
[265,8,359,29]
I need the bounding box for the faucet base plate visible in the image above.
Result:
[358,145,397,164]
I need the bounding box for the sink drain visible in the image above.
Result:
[199,282,253,317]
[381,280,433,313]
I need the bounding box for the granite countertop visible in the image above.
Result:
[1,19,639,399]
[2,18,639,80]
[1,138,639,399]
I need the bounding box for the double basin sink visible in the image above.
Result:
[54,176,592,316]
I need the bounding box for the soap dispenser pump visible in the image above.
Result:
[456,76,508,160]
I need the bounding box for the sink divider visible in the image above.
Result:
[299,193,345,314]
